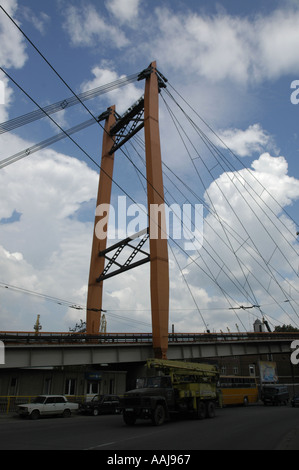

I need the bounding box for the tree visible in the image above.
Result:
[274,324,299,332]
[69,319,86,333]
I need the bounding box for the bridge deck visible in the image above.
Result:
[1,331,298,369]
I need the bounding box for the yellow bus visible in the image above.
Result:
[219,376,259,406]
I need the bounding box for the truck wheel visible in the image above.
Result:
[92,408,99,416]
[196,400,207,420]
[152,405,165,426]
[123,411,136,426]
[206,401,216,418]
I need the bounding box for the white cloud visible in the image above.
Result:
[150,6,299,84]
[171,152,299,331]
[257,9,299,80]
[0,0,28,69]
[0,75,14,122]
[217,124,274,157]
[105,0,141,24]
[81,65,143,114]
[19,6,50,35]
[63,4,129,49]
[201,153,299,291]
[0,149,99,330]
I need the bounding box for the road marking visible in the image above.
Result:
[85,441,116,450]
[84,427,167,450]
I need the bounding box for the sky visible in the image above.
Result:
[1,0,299,335]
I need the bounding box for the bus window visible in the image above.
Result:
[219,376,258,406]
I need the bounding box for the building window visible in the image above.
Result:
[221,366,226,375]
[109,379,115,394]
[9,377,18,395]
[233,366,239,375]
[65,378,76,396]
[87,381,100,395]
[44,378,52,395]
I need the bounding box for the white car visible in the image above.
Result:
[17,395,79,419]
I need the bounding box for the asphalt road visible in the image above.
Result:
[1,404,299,451]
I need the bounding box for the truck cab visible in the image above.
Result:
[122,375,175,425]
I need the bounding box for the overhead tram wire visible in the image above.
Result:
[0,282,152,330]
[1,281,293,331]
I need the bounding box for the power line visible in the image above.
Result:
[0,282,151,329]
[1,281,292,329]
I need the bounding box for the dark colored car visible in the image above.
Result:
[261,385,289,406]
[80,395,121,416]
[291,395,299,407]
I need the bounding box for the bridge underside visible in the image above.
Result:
[1,338,294,369]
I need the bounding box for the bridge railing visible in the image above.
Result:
[1,331,299,345]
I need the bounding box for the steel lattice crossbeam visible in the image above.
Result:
[96,228,150,282]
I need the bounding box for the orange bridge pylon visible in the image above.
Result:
[86,62,169,359]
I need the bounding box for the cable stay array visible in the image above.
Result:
[1,3,299,333]
[0,118,95,169]
[159,85,299,330]
[0,72,139,135]
[121,83,299,331]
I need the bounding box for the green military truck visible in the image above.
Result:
[122,358,220,426]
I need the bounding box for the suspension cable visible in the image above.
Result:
[0,73,139,134]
